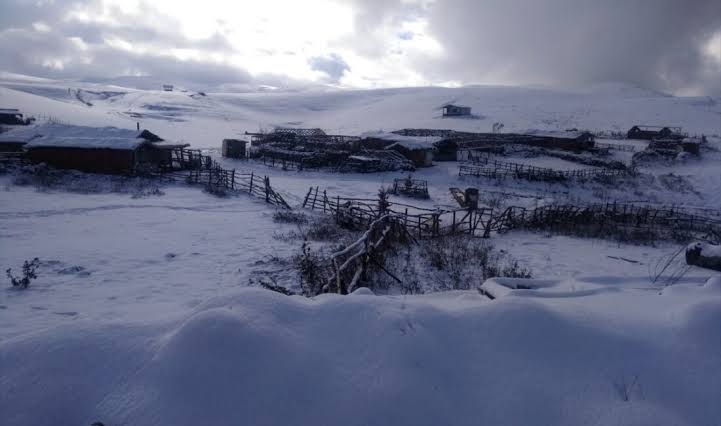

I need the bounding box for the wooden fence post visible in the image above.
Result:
[249,172,254,194]
[265,176,270,202]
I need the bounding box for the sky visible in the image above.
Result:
[0,0,719,95]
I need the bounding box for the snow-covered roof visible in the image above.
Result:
[442,103,470,109]
[1,122,168,149]
[385,141,433,151]
[361,130,441,147]
[0,108,21,114]
[522,129,591,139]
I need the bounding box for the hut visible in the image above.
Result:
[17,124,180,174]
[222,139,248,159]
[441,104,472,117]
[162,84,174,92]
[627,125,682,140]
[385,141,434,167]
[0,109,30,125]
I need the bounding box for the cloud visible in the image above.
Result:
[0,0,719,95]
[421,0,721,95]
[308,54,350,83]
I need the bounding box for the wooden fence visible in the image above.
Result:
[303,186,494,239]
[491,203,721,241]
[167,148,290,209]
[328,214,401,294]
[459,155,628,182]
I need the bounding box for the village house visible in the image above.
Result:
[0,108,32,125]
[2,123,185,174]
[441,104,472,117]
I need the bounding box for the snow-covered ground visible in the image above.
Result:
[1,75,720,425]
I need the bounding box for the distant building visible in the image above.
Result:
[0,108,30,125]
[162,84,174,92]
[627,125,682,140]
[441,104,472,117]
[222,139,248,159]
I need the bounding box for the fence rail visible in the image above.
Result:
[303,186,494,239]
[166,148,290,209]
[460,154,628,182]
[491,203,721,240]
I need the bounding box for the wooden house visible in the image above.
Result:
[0,109,29,125]
[222,139,248,159]
[19,124,182,174]
[441,104,472,117]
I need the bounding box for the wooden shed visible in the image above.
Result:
[0,109,28,125]
[442,104,472,117]
[385,141,434,167]
[222,139,248,159]
[21,125,181,174]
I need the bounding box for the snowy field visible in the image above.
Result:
[1,75,720,425]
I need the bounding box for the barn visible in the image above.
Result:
[0,108,29,125]
[627,125,682,140]
[441,104,472,117]
[385,141,434,167]
[7,123,181,174]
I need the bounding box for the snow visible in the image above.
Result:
[1,75,720,425]
[1,278,719,426]
[1,122,170,149]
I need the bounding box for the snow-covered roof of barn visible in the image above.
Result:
[522,129,591,139]
[361,130,441,147]
[385,141,432,151]
[2,123,167,149]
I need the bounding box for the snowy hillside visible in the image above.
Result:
[1,75,719,149]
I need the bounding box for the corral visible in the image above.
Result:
[245,128,414,172]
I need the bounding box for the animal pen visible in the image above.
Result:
[391,177,429,199]
[303,186,495,239]
[163,147,290,209]
[459,154,628,182]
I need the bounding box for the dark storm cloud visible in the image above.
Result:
[421,0,721,95]
[308,54,350,83]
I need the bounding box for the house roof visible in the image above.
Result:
[2,123,171,150]
[441,103,470,109]
[385,141,433,151]
[0,108,21,114]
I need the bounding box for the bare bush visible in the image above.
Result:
[6,258,40,289]
[273,210,309,225]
